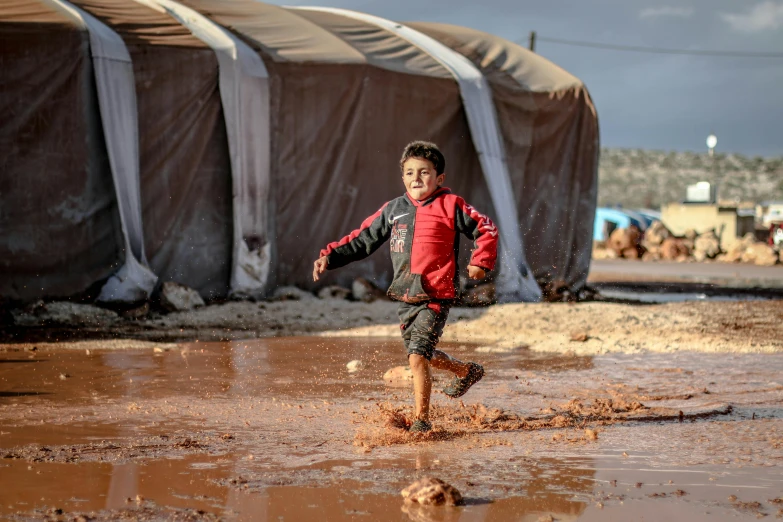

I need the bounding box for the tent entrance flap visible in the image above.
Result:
[139,0,273,298]
[292,6,541,302]
[47,0,156,303]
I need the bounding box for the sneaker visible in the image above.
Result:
[408,419,432,433]
[442,362,484,398]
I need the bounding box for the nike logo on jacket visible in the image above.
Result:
[320,187,498,303]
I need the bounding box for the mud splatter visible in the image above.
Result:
[353,396,732,448]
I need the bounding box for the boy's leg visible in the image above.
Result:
[409,354,432,422]
[398,302,450,427]
[430,349,471,378]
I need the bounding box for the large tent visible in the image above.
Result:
[0,0,598,304]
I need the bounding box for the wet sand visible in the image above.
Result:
[2,338,782,520]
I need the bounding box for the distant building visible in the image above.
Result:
[757,201,783,227]
[661,203,755,250]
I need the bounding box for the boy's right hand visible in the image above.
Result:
[313,256,329,281]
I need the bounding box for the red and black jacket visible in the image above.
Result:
[320,187,498,303]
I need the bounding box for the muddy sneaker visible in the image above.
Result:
[442,362,484,398]
[408,420,432,433]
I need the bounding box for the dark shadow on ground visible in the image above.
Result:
[0,391,49,397]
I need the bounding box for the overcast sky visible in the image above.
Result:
[273,0,783,157]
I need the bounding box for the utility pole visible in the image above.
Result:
[707,134,718,203]
[528,31,536,52]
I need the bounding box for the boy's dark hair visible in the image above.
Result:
[400,141,446,175]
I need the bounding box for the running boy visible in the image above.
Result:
[313,141,498,433]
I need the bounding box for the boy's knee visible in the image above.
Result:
[408,354,430,371]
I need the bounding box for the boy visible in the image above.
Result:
[313,141,498,433]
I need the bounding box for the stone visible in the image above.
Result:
[570,331,589,342]
[716,252,740,263]
[660,238,689,260]
[644,221,671,246]
[346,360,363,373]
[694,232,721,259]
[622,247,641,260]
[683,229,698,241]
[641,251,660,262]
[271,286,316,301]
[460,282,495,306]
[592,248,617,260]
[351,277,387,303]
[401,477,463,506]
[609,227,641,254]
[720,235,756,263]
[317,285,351,300]
[692,250,707,262]
[160,282,205,312]
[383,366,413,385]
[742,243,779,266]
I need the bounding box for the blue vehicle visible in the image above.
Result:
[593,207,647,241]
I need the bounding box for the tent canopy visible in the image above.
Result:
[0,0,599,303]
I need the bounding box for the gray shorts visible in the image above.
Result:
[397,301,451,360]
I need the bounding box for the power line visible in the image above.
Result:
[526,35,783,58]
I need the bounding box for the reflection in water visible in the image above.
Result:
[106,463,138,509]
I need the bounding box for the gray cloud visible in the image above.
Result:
[639,6,694,19]
[720,1,783,32]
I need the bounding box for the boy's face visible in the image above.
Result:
[402,157,445,201]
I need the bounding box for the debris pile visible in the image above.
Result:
[594,221,780,265]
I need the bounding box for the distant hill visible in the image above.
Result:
[598,149,783,209]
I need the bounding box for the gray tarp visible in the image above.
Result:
[50,0,157,303]
[69,0,234,299]
[0,0,125,301]
[138,0,272,298]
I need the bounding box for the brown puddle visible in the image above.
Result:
[1,337,782,520]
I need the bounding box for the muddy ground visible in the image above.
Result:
[1,291,782,520]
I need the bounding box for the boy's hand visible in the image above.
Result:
[467,265,486,280]
[313,256,329,281]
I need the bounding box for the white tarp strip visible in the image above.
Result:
[292,7,541,302]
[47,0,157,303]
[137,0,272,298]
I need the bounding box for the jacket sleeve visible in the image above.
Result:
[454,198,498,271]
[320,203,392,269]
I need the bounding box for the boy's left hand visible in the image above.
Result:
[467,265,486,280]
[313,256,329,281]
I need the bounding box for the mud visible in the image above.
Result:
[352,398,732,450]
[1,337,782,520]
